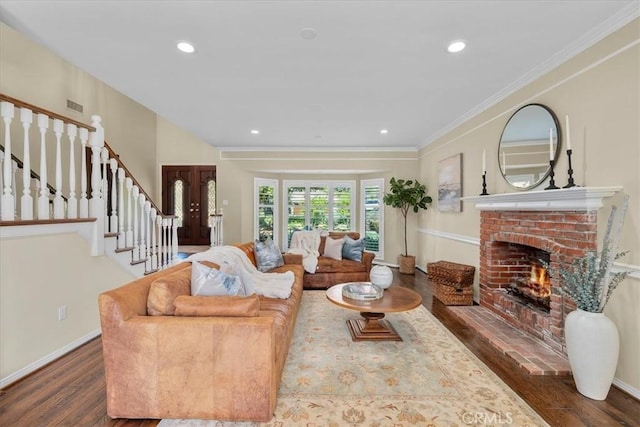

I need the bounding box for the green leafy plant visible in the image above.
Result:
[382,177,432,257]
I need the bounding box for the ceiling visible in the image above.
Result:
[0,1,638,152]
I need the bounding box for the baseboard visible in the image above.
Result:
[0,329,101,389]
[613,377,640,400]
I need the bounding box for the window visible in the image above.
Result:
[283,181,355,249]
[255,178,278,244]
[360,178,384,259]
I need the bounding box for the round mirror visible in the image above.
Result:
[498,104,561,190]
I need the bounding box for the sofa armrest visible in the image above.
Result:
[362,251,375,273]
[283,253,303,265]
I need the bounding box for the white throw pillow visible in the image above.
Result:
[324,236,344,260]
[190,262,244,296]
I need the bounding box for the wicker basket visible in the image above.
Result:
[433,281,473,306]
[427,261,475,290]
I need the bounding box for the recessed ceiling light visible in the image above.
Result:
[177,41,195,53]
[447,40,466,53]
[380,129,389,134]
[300,28,318,40]
[250,130,260,135]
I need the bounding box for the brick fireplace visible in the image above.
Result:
[464,187,621,355]
[479,210,596,353]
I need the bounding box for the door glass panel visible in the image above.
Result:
[174,180,184,227]
[258,206,274,241]
[207,179,217,217]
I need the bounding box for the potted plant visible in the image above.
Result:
[383,177,432,274]
[544,196,629,400]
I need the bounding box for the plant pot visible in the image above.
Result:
[565,308,619,400]
[398,255,415,275]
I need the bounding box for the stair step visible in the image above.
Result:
[115,246,134,253]
[104,232,118,238]
[131,258,148,266]
[144,268,159,275]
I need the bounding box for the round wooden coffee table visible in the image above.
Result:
[326,283,422,341]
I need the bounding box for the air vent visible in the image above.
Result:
[66,99,83,114]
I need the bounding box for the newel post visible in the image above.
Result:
[89,115,105,255]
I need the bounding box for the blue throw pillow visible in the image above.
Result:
[254,238,285,272]
[191,262,244,296]
[342,235,365,262]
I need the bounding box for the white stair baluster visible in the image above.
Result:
[162,218,169,269]
[109,159,118,232]
[144,201,151,271]
[101,148,109,230]
[0,152,4,215]
[66,124,78,219]
[52,119,64,219]
[138,193,147,264]
[36,113,49,219]
[88,115,105,255]
[11,160,18,218]
[117,168,125,249]
[20,108,33,220]
[1,101,15,220]
[125,177,133,248]
[132,185,139,261]
[78,127,89,218]
[172,217,179,264]
[150,208,158,270]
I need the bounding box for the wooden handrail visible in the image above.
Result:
[0,93,95,132]
[103,141,165,216]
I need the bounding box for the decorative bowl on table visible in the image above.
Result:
[341,283,384,300]
[370,265,393,289]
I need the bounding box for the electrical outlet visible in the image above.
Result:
[58,305,67,321]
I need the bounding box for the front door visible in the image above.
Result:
[162,165,216,245]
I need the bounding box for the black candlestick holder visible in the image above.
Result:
[563,149,577,188]
[545,159,559,190]
[480,173,489,196]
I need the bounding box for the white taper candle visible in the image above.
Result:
[549,128,553,160]
[565,115,571,150]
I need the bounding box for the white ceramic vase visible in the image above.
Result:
[370,265,393,289]
[564,308,619,400]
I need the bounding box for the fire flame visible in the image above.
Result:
[528,263,551,297]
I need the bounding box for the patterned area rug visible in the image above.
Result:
[160,291,548,426]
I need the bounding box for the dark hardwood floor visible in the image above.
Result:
[1,268,638,426]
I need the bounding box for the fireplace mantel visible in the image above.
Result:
[461,186,622,211]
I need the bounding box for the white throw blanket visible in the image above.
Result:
[287,230,321,273]
[187,246,295,299]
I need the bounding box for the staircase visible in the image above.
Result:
[0,93,222,277]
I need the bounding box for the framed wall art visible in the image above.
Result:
[437,153,462,212]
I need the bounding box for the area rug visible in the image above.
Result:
[159,291,548,426]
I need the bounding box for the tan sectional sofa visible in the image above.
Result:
[286,231,375,289]
[98,242,304,422]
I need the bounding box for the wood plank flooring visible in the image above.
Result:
[0,268,638,426]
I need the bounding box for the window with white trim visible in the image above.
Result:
[255,178,279,244]
[283,181,355,249]
[360,178,384,259]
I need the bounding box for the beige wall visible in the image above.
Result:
[417,19,640,391]
[0,22,158,198]
[0,232,133,380]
